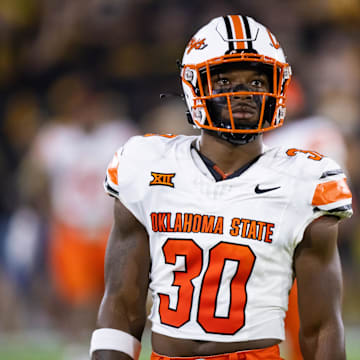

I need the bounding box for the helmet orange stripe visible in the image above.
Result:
[312,178,352,206]
[229,15,245,50]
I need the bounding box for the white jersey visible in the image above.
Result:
[32,121,137,233]
[104,134,352,342]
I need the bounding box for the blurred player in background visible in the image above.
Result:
[15,74,138,335]
[91,15,352,360]
[265,77,347,167]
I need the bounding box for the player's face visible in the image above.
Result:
[205,67,271,128]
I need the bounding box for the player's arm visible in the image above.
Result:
[294,215,345,360]
[91,198,150,360]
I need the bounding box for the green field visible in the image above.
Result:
[0,327,359,360]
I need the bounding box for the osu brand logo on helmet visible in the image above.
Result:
[186,37,208,54]
[180,15,292,144]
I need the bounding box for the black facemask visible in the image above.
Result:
[205,84,264,145]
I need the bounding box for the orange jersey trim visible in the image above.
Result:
[229,15,245,50]
[144,133,177,138]
[312,178,352,206]
[107,153,119,185]
[212,164,228,180]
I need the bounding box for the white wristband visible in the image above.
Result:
[90,328,141,359]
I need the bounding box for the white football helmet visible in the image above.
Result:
[181,15,292,143]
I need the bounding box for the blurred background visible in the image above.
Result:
[0,0,359,359]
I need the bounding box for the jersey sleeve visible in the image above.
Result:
[103,137,146,224]
[311,161,353,219]
[104,149,122,199]
[290,155,353,248]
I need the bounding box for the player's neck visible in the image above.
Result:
[198,132,264,175]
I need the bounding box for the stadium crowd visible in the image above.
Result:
[0,0,359,357]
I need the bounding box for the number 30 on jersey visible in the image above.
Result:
[158,239,256,335]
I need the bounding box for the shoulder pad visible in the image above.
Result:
[121,134,182,162]
[271,147,352,219]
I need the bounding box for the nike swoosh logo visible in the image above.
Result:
[255,184,281,194]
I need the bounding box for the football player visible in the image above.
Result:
[90,15,352,360]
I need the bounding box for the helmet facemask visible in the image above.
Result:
[182,52,291,143]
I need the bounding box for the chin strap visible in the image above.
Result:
[218,131,259,145]
[205,129,259,145]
